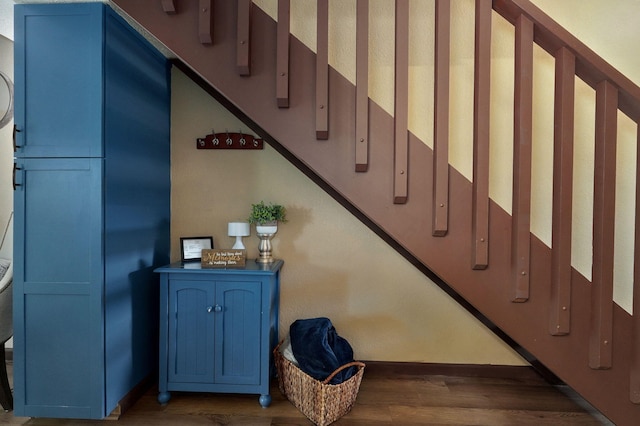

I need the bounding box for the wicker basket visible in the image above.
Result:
[274,341,365,426]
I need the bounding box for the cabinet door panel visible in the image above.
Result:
[14,159,103,284]
[13,158,104,418]
[14,3,103,158]
[215,281,261,385]
[168,280,215,383]
[21,290,96,418]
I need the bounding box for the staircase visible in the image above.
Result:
[110,0,640,423]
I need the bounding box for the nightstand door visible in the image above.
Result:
[215,281,262,385]
[168,280,215,383]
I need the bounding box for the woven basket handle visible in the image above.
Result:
[322,361,366,385]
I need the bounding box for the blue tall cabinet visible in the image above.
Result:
[13,3,171,419]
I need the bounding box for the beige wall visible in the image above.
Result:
[170,68,526,364]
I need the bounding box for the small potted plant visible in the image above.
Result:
[248,201,287,231]
[248,201,287,263]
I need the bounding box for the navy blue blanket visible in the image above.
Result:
[289,317,357,385]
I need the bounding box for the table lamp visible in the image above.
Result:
[228,222,250,249]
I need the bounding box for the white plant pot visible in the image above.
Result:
[256,224,278,235]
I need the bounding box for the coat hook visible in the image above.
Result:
[211,128,219,145]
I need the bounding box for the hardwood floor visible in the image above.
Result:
[1,360,611,425]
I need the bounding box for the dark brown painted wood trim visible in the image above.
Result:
[236,0,251,76]
[493,0,640,121]
[161,0,176,15]
[198,0,213,44]
[632,127,640,403]
[276,0,290,108]
[511,14,533,302]
[472,0,491,269]
[589,80,617,370]
[550,47,575,336]
[393,0,409,204]
[363,360,551,381]
[432,0,450,237]
[355,0,369,172]
[316,0,329,140]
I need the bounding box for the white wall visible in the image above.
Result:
[0,34,13,256]
[0,2,13,41]
[0,34,13,349]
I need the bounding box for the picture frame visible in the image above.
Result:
[180,236,213,262]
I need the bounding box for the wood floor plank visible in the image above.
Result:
[0,361,608,425]
[388,405,603,426]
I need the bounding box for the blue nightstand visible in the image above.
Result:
[155,260,283,407]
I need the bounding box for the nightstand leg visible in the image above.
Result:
[259,394,271,407]
[157,391,171,405]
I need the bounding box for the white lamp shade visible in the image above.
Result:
[228,222,250,237]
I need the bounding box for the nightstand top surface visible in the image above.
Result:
[155,259,284,275]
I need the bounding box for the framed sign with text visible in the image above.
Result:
[201,249,246,268]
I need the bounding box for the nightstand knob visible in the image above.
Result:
[206,306,213,313]
[214,304,222,312]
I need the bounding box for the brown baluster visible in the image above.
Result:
[161,0,176,14]
[276,0,290,108]
[589,79,617,370]
[237,0,252,76]
[511,14,534,302]
[549,47,575,335]
[472,0,492,269]
[355,0,369,172]
[316,0,329,140]
[631,126,640,403]
[198,0,213,44]
[432,0,451,237]
[393,0,409,204]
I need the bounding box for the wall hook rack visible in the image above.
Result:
[197,132,263,150]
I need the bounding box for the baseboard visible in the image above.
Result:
[361,360,558,383]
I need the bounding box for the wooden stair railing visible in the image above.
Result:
[110,0,640,423]
[494,0,640,407]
